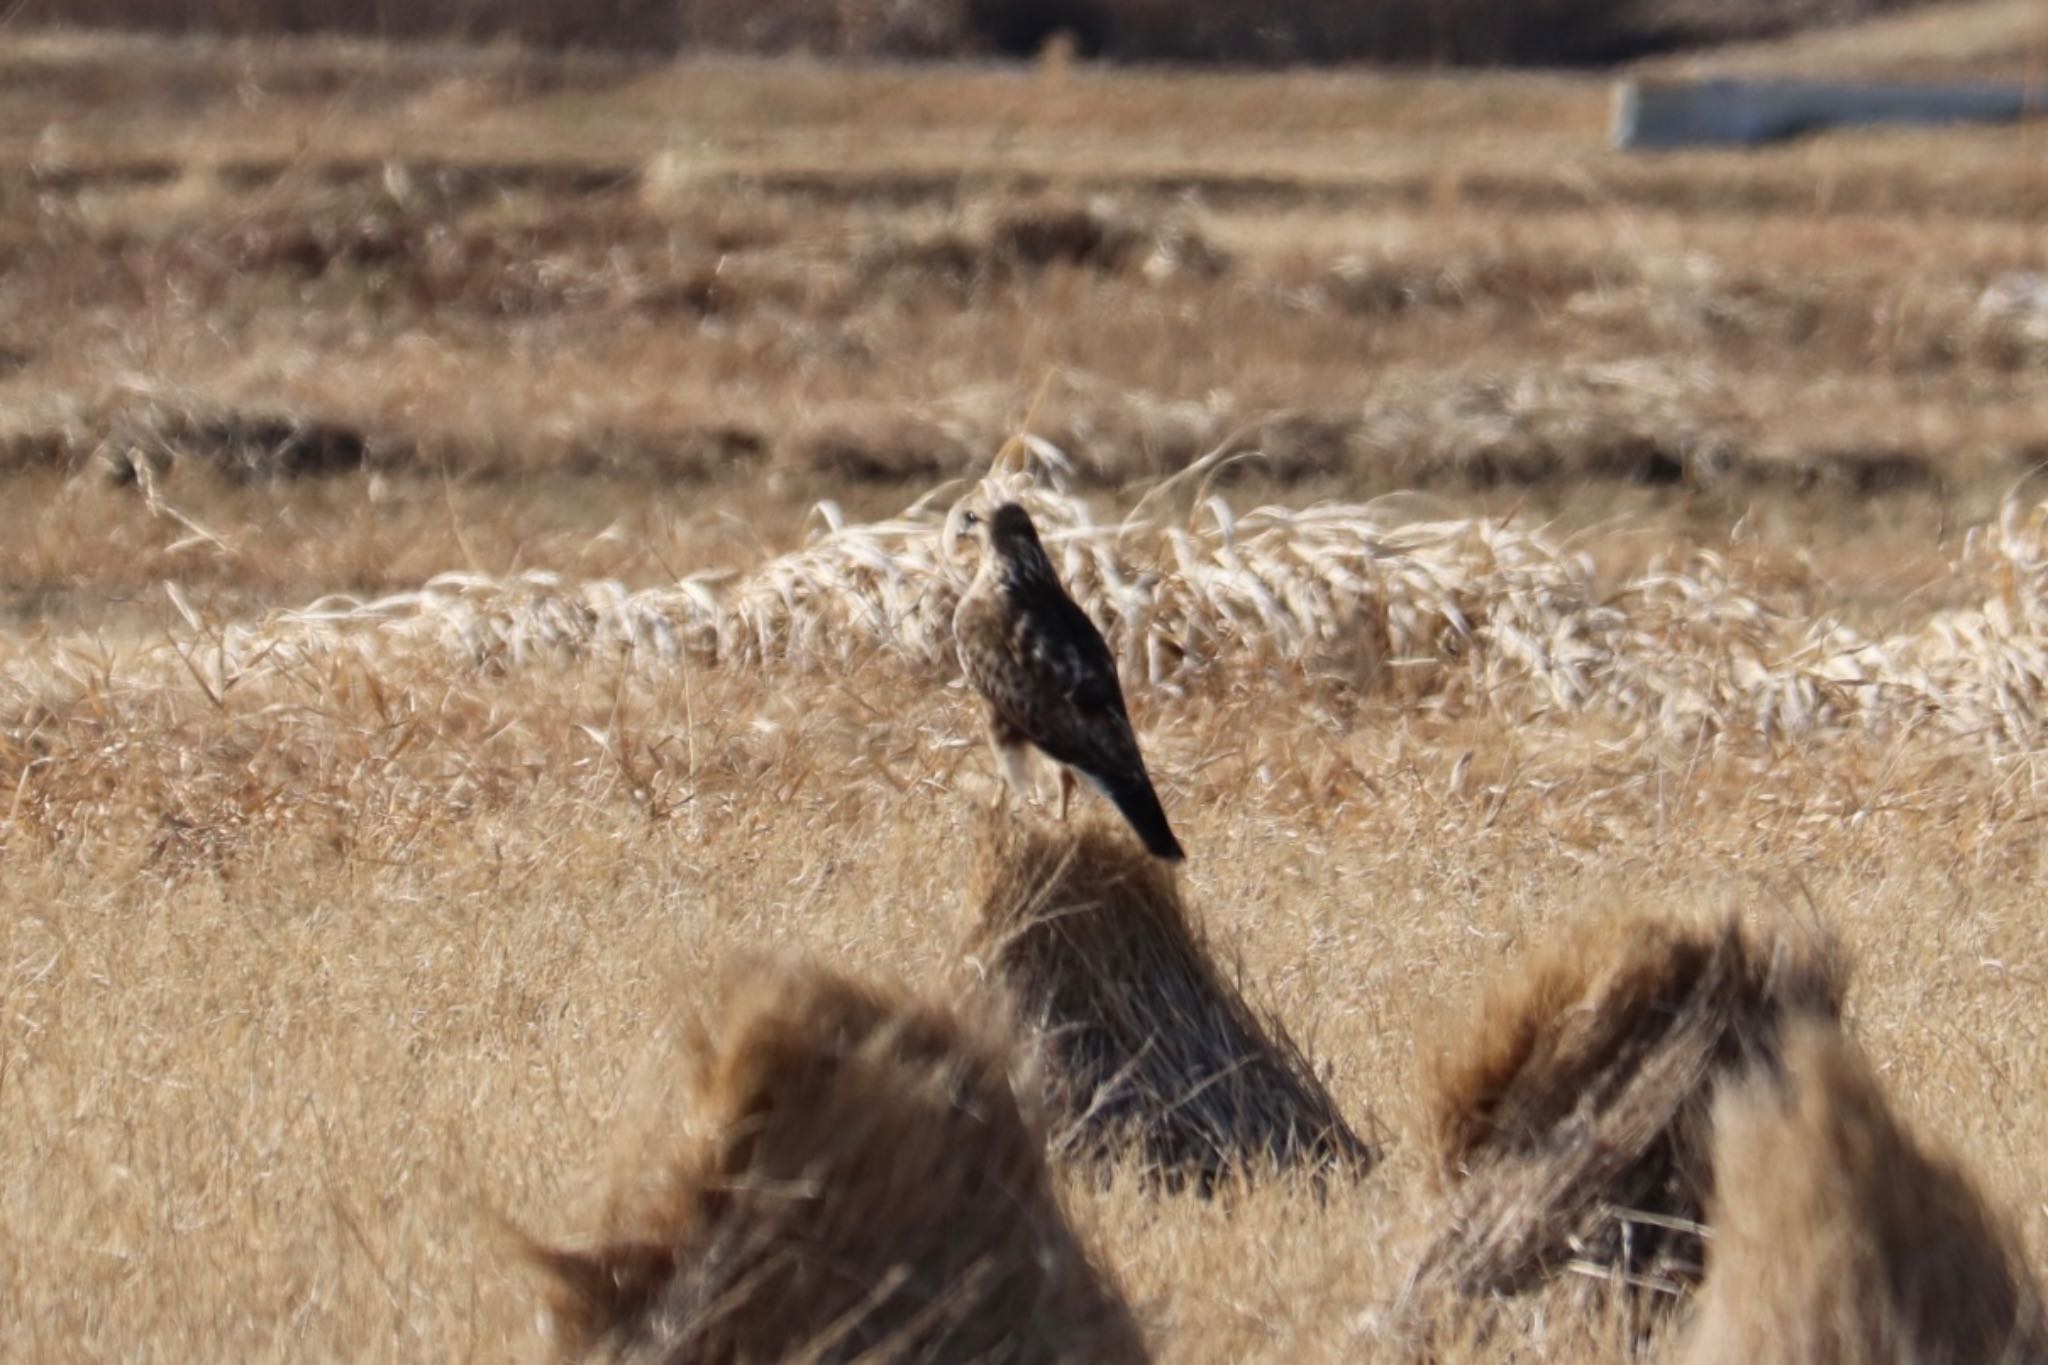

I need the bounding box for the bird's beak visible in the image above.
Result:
[942,507,980,572]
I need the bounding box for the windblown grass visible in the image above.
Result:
[46,465,2048,761]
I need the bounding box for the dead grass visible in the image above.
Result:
[3,17,2048,1364]
[526,958,1144,1364]
[8,24,2047,518]
[9,170,2045,508]
[1681,1016,2048,1365]
[0,624,2044,1359]
[101,467,2048,762]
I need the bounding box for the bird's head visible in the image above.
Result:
[984,502,1058,587]
[984,502,1043,552]
[954,501,1036,545]
[951,501,1053,585]
[943,501,983,574]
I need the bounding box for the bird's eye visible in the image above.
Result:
[960,509,980,528]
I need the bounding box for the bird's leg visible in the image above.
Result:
[1058,766,1077,822]
[990,718,1034,809]
[999,744,1035,807]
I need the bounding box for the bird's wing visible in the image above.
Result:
[1002,583,1147,775]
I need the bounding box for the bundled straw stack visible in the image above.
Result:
[1403,911,1843,1310]
[529,961,1146,1365]
[1682,1019,2048,1365]
[966,816,1376,1191]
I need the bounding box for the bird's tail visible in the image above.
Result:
[1102,771,1185,862]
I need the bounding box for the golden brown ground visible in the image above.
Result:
[2,7,2046,1360]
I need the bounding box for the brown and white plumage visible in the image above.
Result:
[953,502,1184,861]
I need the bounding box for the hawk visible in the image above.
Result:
[953,502,1185,861]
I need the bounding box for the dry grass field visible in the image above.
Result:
[4,4,2048,1361]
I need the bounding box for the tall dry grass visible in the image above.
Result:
[4,454,2046,1359]
[2,612,2045,1360]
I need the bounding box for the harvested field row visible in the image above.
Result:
[11,177,2045,515]
[19,151,2048,226]
[53,468,2048,752]
[7,196,1224,327]
[0,384,1988,495]
[8,339,2038,501]
[16,186,2048,374]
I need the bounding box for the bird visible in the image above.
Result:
[952,501,1185,861]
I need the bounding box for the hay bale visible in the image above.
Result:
[1405,910,1843,1308]
[967,815,1377,1190]
[528,960,1146,1364]
[1681,1018,2048,1365]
